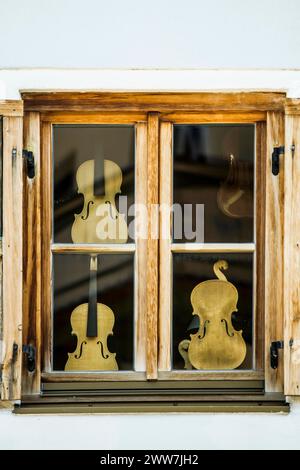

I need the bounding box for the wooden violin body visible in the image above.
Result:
[65,255,118,371]
[179,260,246,370]
[217,154,253,219]
[71,159,128,244]
[65,302,118,371]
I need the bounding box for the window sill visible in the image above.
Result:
[15,389,289,414]
[14,399,289,414]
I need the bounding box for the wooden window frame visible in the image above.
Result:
[158,115,265,383]
[1,92,291,410]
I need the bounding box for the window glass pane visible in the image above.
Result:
[173,253,253,370]
[173,124,254,243]
[53,253,134,371]
[53,125,134,243]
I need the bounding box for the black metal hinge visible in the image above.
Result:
[22,344,36,373]
[272,146,284,175]
[270,341,284,369]
[23,149,35,178]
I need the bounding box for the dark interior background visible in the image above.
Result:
[173,124,255,243]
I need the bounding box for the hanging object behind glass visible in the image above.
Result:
[217,153,253,219]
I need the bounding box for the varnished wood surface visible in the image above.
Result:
[42,371,146,382]
[0,100,23,117]
[135,122,148,371]
[41,122,52,373]
[285,99,300,115]
[284,113,300,395]
[51,243,135,253]
[1,116,23,400]
[265,111,285,393]
[161,112,266,123]
[22,92,286,112]
[158,122,172,371]
[146,113,159,380]
[22,112,41,396]
[171,243,255,253]
[255,122,266,371]
[40,112,147,124]
[158,370,264,380]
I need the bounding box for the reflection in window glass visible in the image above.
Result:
[173,253,253,370]
[173,125,254,243]
[53,125,135,243]
[53,253,134,371]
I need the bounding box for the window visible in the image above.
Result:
[1,93,299,412]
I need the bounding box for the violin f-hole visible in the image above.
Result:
[74,340,87,359]
[81,200,94,220]
[105,201,118,220]
[198,319,210,339]
[221,318,235,337]
[97,340,109,359]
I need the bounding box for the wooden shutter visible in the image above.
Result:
[22,112,41,395]
[265,111,285,393]
[0,101,23,401]
[284,100,300,395]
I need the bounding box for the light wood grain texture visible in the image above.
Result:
[22,92,286,113]
[171,243,255,253]
[161,112,266,123]
[41,112,147,124]
[158,122,172,371]
[1,117,23,400]
[158,370,264,381]
[0,100,23,117]
[42,371,146,382]
[135,122,148,371]
[255,122,266,371]
[41,122,52,373]
[285,99,300,115]
[146,113,159,380]
[51,243,135,253]
[22,112,41,395]
[284,113,300,395]
[265,111,285,393]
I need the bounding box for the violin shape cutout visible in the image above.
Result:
[187,260,247,370]
[65,301,118,371]
[71,159,128,244]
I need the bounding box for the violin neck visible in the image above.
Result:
[86,255,98,337]
[93,155,105,197]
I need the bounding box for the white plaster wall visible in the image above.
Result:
[0,405,300,450]
[1,0,300,451]
[0,0,300,68]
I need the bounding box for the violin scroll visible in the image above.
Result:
[179,260,247,370]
